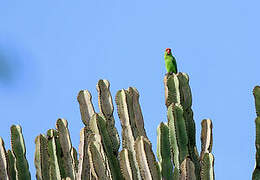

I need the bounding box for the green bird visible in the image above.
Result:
[164,48,178,74]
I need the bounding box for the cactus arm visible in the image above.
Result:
[156,122,174,180]
[200,119,213,158]
[254,116,260,178]
[71,147,78,173]
[180,157,196,180]
[253,86,260,117]
[7,150,16,180]
[119,148,141,180]
[116,88,145,179]
[97,79,114,119]
[89,113,123,179]
[56,119,77,180]
[119,149,133,180]
[10,125,31,180]
[47,129,62,180]
[77,90,95,126]
[77,127,92,180]
[128,87,147,138]
[200,153,215,180]
[0,137,10,180]
[97,79,120,155]
[164,74,181,107]
[167,103,189,170]
[115,89,136,149]
[34,134,50,180]
[177,73,200,179]
[253,86,260,179]
[134,136,160,180]
[88,134,112,180]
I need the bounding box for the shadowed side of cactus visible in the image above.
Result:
[0,137,9,179]
[116,87,148,180]
[134,136,160,180]
[200,119,214,180]
[46,129,63,179]
[180,157,196,180]
[89,113,123,179]
[88,133,112,179]
[97,79,120,156]
[253,86,260,179]
[77,127,92,179]
[10,125,31,180]
[56,118,77,180]
[177,73,200,175]
[34,134,50,180]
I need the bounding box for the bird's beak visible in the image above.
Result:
[166,50,170,54]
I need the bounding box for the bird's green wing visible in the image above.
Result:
[172,57,178,73]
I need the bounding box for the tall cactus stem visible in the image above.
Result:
[34,134,50,180]
[167,103,189,170]
[77,90,95,126]
[0,137,9,180]
[156,122,174,180]
[10,125,31,180]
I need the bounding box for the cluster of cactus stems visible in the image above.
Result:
[0,73,215,180]
[253,86,260,180]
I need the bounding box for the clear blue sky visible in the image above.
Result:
[0,1,259,179]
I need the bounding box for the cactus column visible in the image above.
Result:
[162,73,215,180]
[253,86,260,179]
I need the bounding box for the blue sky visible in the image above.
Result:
[0,1,259,179]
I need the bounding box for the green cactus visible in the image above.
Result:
[97,79,120,156]
[89,113,123,179]
[7,150,16,180]
[34,134,50,180]
[156,122,174,180]
[10,125,31,180]
[77,127,92,179]
[167,103,189,172]
[200,153,214,180]
[77,89,95,126]
[0,137,9,180]
[180,157,196,180]
[46,129,63,179]
[0,72,217,180]
[115,88,145,180]
[56,118,77,180]
[253,86,260,179]
[134,136,160,180]
[88,133,112,179]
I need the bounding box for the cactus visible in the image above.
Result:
[10,125,31,180]
[77,127,92,179]
[56,118,77,180]
[253,86,260,179]
[163,73,214,179]
[134,136,160,180]
[0,72,217,179]
[0,137,9,180]
[156,122,174,180]
[34,134,49,180]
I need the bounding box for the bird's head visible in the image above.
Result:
[165,48,172,55]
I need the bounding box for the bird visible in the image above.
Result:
[164,48,178,74]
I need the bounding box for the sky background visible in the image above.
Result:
[0,1,259,179]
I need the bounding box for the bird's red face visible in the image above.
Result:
[166,48,171,55]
